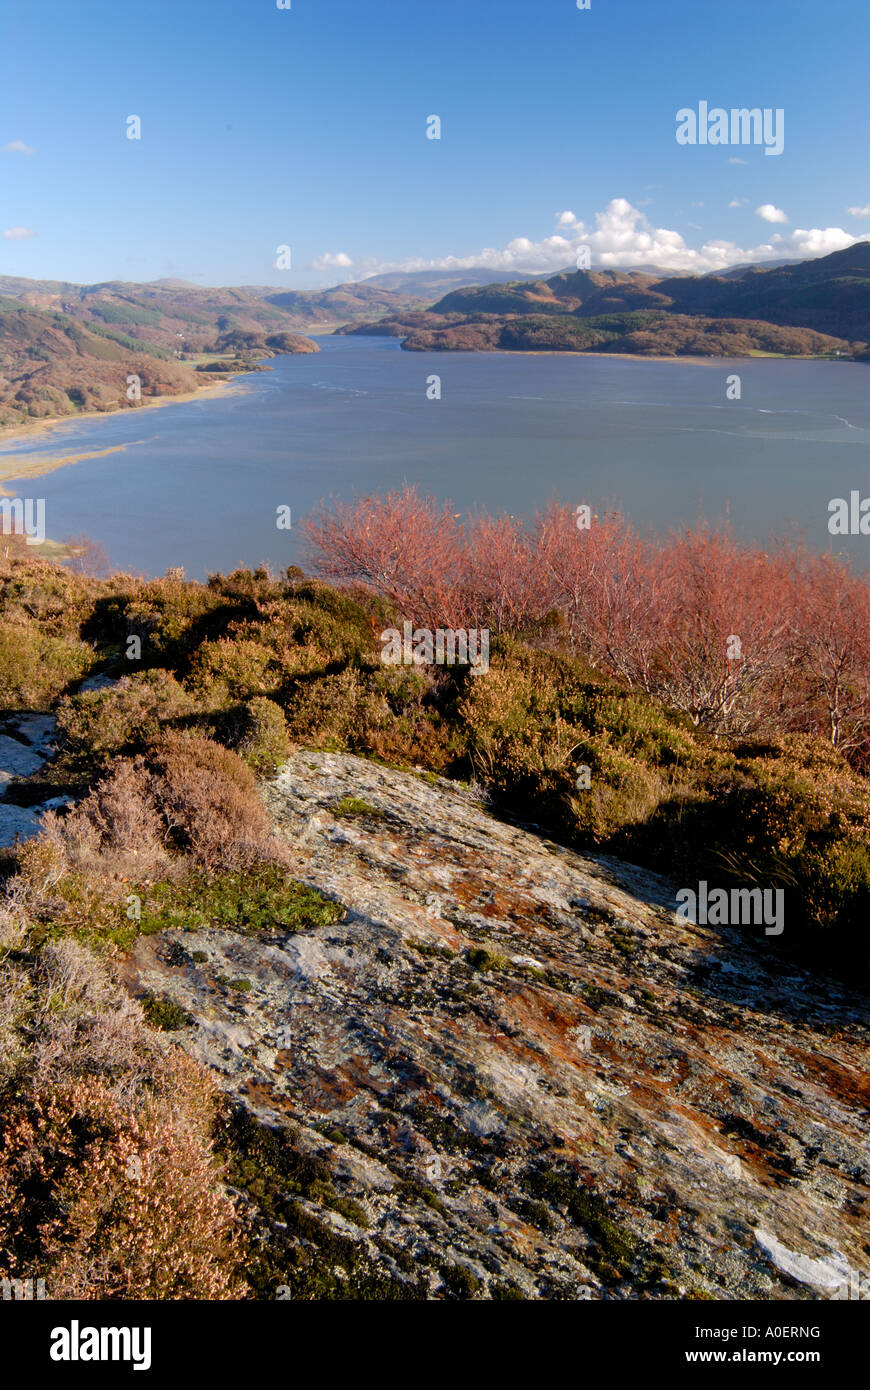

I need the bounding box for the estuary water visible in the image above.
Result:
[1,335,869,577]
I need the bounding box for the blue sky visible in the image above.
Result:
[2,0,869,288]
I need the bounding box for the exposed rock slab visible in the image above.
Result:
[0,713,59,844]
[122,751,870,1300]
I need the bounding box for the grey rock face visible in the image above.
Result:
[122,751,869,1300]
[0,713,59,844]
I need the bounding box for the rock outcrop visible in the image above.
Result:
[122,751,869,1300]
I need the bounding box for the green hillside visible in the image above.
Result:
[344,244,870,358]
[0,284,321,429]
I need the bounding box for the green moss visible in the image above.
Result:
[216,975,252,992]
[521,1166,637,1281]
[327,1195,370,1228]
[138,866,345,936]
[332,796,383,819]
[509,1196,555,1232]
[141,994,192,1031]
[214,1106,420,1300]
[466,946,508,972]
[609,927,640,958]
[407,937,455,960]
[397,1178,447,1215]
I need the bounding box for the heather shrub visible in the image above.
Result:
[803,838,870,932]
[284,664,454,769]
[569,743,664,842]
[40,757,171,883]
[0,960,30,1085]
[458,646,693,802]
[20,734,282,919]
[277,590,376,665]
[0,556,104,638]
[0,621,91,708]
[145,733,280,869]
[30,941,156,1085]
[0,1053,242,1299]
[119,575,226,662]
[234,697,290,774]
[186,637,279,705]
[56,669,194,768]
[0,926,243,1299]
[15,837,67,898]
[284,667,374,749]
[12,737,283,944]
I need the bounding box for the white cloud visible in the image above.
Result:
[848,203,870,217]
[557,210,578,226]
[729,198,748,208]
[787,225,860,257]
[308,251,353,271]
[363,199,870,281]
[2,227,36,239]
[3,140,34,155]
[756,204,789,224]
[728,156,747,165]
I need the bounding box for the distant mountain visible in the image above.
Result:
[241,268,540,326]
[429,269,672,318]
[705,259,801,280]
[338,244,870,359]
[248,281,427,328]
[357,267,534,293]
[0,277,314,354]
[0,279,320,430]
[146,277,204,289]
[653,243,870,340]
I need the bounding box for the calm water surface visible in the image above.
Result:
[1,336,868,577]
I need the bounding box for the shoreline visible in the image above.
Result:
[403,343,855,364]
[0,373,253,484]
